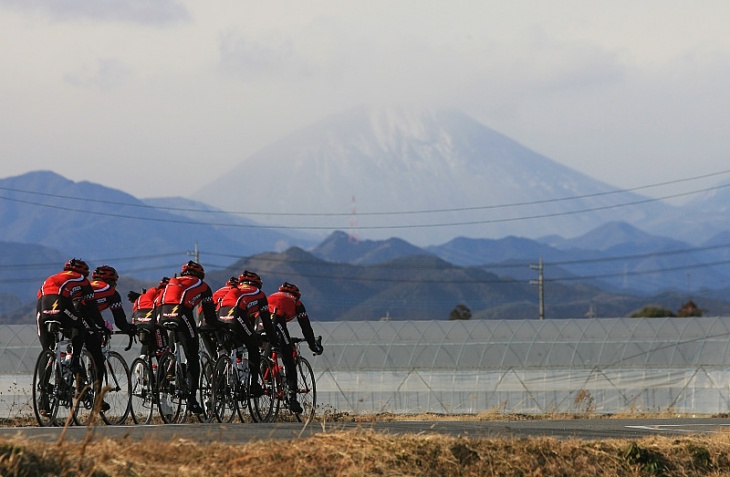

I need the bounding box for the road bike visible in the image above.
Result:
[259,336,320,424]
[156,321,192,423]
[209,328,271,423]
[32,321,131,426]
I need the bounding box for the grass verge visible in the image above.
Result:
[2,430,730,476]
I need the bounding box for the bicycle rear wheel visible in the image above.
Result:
[130,357,155,424]
[293,357,317,424]
[157,352,184,424]
[72,350,99,426]
[100,351,131,425]
[249,358,276,423]
[211,356,237,423]
[197,351,214,423]
[33,350,59,427]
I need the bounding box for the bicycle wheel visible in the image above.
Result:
[129,357,154,424]
[293,357,317,424]
[100,351,131,425]
[211,356,237,423]
[72,350,99,426]
[235,361,254,423]
[197,351,214,423]
[157,352,184,424]
[33,350,59,427]
[249,358,276,423]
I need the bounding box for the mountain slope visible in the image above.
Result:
[194,106,675,245]
[0,171,309,281]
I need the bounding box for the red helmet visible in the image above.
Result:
[226,276,239,287]
[279,282,301,298]
[238,270,262,288]
[92,265,119,283]
[181,260,205,279]
[64,258,89,277]
[157,276,170,289]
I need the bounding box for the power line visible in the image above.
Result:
[1,168,729,217]
[2,180,730,231]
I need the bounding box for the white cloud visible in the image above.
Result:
[0,0,189,24]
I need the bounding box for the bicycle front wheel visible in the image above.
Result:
[294,357,317,424]
[249,358,276,423]
[211,356,237,423]
[100,351,131,425]
[157,352,184,424]
[130,357,154,424]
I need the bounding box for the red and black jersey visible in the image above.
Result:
[218,284,268,321]
[219,284,276,338]
[160,275,217,326]
[38,270,94,302]
[267,290,316,346]
[38,270,104,328]
[267,290,308,323]
[91,279,131,332]
[200,283,239,316]
[132,286,164,313]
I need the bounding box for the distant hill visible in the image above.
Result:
[5,243,730,324]
[0,171,311,282]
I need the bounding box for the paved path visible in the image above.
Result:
[2,418,729,443]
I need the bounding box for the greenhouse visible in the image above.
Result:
[3,317,730,418]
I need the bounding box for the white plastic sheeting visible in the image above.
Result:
[4,318,730,416]
[310,318,730,414]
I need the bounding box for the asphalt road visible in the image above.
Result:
[3,418,730,443]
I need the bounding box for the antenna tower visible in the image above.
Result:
[348,195,360,243]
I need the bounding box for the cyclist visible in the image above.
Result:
[88,265,136,410]
[36,258,106,375]
[217,270,277,397]
[199,276,239,360]
[36,258,106,414]
[266,282,323,413]
[128,277,170,362]
[157,260,219,415]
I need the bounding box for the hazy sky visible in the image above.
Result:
[3,0,730,201]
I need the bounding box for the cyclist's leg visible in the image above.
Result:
[84,332,110,411]
[238,320,263,396]
[275,320,301,411]
[180,313,202,412]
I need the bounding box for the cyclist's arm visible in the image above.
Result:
[295,303,317,348]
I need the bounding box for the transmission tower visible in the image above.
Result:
[348,195,360,243]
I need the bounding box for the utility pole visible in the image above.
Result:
[530,257,545,320]
[188,241,200,263]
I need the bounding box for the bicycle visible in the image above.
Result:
[210,329,270,423]
[156,321,212,423]
[32,321,102,427]
[259,336,320,424]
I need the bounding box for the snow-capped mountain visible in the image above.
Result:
[193,106,676,246]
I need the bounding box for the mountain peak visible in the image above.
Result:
[193,106,668,246]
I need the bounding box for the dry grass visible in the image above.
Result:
[2,429,730,476]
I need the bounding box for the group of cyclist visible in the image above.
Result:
[36,258,323,418]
